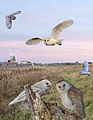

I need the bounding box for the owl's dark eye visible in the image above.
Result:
[58,86,61,88]
[47,39,49,41]
[63,84,65,87]
[44,40,46,41]
[46,82,49,85]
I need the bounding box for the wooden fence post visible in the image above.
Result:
[24,85,84,120]
[24,85,35,120]
[24,85,51,120]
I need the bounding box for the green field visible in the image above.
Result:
[0,64,93,120]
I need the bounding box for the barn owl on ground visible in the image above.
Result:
[25,20,73,46]
[56,80,86,119]
[9,79,52,110]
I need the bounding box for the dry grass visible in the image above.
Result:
[0,64,93,120]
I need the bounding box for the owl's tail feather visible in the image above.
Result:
[57,39,63,45]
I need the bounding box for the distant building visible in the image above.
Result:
[8,53,16,63]
[19,60,34,66]
[2,53,18,67]
[2,62,18,67]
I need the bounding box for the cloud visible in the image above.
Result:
[0,40,24,48]
[0,39,93,63]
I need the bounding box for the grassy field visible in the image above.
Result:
[0,64,93,120]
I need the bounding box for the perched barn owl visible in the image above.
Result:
[5,11,21,29]
[80,61,90,76]
[56,80,86,119]
[25,20,73,46]
[9,79,52,110]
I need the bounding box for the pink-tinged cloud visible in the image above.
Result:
[0,39,93,63]
[0,40,24,48]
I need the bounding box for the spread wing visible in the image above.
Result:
[5,11,21,29]
[51,20,73,39]
[68,87,85,118]
[25,38,43,45]
[10,11,21,16]
[5,16,12,29]
[9,90,26,105]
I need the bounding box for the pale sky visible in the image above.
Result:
[0,0,93,63]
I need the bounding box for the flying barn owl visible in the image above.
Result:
[56,80,86,119]
[9,79,52,110]
[5,11,21,29]
[25,20,74,46]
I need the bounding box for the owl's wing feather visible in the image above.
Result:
[5,16,12,29]
[5,11,21,29]
[10,11,21,16]
[68,87,85,118]
[31,87,41,93]
[25,38,43,45]
[51,20,73,39]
